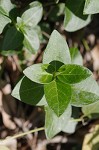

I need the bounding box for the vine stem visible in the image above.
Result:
[70,115,86,122]
[0,127,45,144]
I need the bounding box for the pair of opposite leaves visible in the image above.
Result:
[12,30,98,117]
[22,31,92,117]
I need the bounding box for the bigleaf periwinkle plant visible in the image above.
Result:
[12,30,99,139]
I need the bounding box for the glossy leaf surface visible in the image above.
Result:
[12,76,44,106]
[23,64,53,84]
[57,64,91,84]
[44,79,71,116]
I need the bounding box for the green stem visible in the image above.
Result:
[82,39,90,51]
[70,115,85,122]
[0,127,44,143]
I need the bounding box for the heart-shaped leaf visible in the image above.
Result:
[12,76,44,106]
[23,64,53,84]
[57,64,91,84]
[44,79,71,116]
[43,30,71,64]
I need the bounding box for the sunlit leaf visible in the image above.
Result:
[44,79,71,116]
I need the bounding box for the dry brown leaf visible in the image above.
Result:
[82,125,99,150]
[0,84,16,130]
[0,138,17,150]
[91,44,99,71]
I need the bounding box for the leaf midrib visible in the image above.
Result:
[23,6,42,26]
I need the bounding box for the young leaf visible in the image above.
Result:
[21,1,43,28]
[71,76,99,107]
[49,60,64,73]
[57,64,91,84]
[2,26,24,50]
[70,47,83,65]
[12,76,44,106]
[23,27,40,53]
[0,0,15,16]
[44,79,71,116]
[23,64,53,84]
[45,105,72,139]
[64,0,91,32]
[84,0,99,14]
[0,14,11,34]
[43,30,71,64]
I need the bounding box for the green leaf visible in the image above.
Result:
[70,47,83,65]
[71,76,99,107]
[0,14,11,34]
[2,26,24,50]
[23,64,53,84]
[64,0,91,32]
[71,88,99,107]
[82,77,99,116]
[43,30,71,64]
[44,79,71,116]
[45,105,72,139]
[84,0,99,14]
[21,1,43,28]
[57,64,91,84]
[12,76,44,106]
[0,0,15,16]
[23,27,40,53]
